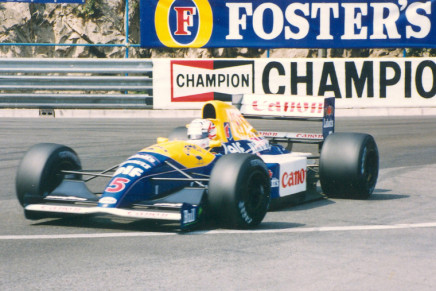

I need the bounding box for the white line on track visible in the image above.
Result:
[1,222,436,240]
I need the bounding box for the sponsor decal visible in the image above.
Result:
[271,178,279,188]
[145,145,169,154]
[130,153,159,165]
[259,59,436,99]
[238,201,253,224]
[182,208,197,224]
[323,105,334,128]
[105,177,130,193]
[114,166,144,178]
[183,144,205,164]
[259,131,324,139]
[142,0,436,48]
[154,0,213,47]
[120,160,151,170]
[259,131,279,138]
[29,205,86,213]
[322,97,335,137]
[126,211,171,219]
[99,197,118,205]
[154,58,436,109]
[226,108,258,137]
[276,157,307,197]
[296,133,324,139]
[241,95,327,118]
[223,141,249,154]
[323,120,335,128]
[223,1,434,45]
[224,122,233,141]
[223,140,270,154]
[252,100,324,115]
[282,169,306,189]
[171,60,254,102]
[325,105,333,116]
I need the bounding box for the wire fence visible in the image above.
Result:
[0,0,140,58]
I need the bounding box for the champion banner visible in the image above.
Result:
[140,0,436,48]
[153,58,436,109]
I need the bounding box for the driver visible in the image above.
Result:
[187,119,217,148]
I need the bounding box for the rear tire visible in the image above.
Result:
[208,153,271,228]
[16,143,82,207]
[320,133,379,199]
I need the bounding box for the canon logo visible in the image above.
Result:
[259,131,278,137]
[296,133,323,139]
[252,100,324,114]
[282,169,306,188]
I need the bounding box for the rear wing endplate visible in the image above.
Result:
[232,94,335,144]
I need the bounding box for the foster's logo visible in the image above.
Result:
[155,0,213,47]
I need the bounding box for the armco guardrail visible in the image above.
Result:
[0,58,153,110]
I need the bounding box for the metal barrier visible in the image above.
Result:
[0,58,153,110]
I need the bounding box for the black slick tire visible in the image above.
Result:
[319,133,379,199]
[16,143,82,207]
[208,153,271,228]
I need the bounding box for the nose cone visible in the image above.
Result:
[98,153,162,208]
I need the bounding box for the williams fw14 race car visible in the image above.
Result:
[16,95,379,230]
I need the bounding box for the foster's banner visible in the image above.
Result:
[141,0,436,48]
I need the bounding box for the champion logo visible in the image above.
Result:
[170,60,255,102]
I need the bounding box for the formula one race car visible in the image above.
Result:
[16,95,379,230]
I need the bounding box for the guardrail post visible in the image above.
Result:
[125,0,130,58]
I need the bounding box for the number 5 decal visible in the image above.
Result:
[106,177,130,193]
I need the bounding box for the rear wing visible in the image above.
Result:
[232,94,335,144]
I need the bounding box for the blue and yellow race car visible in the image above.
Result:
[16,95,379,230]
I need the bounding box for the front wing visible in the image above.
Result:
[23,181,205,230]
[25,202,199,229]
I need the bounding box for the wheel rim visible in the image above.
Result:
[244,171,268,215]
[43,159,80,195]
[361,145,378,193]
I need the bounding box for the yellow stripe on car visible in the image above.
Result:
[141,141,216,168]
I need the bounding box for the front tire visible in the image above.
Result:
[319,133,379,199]
[16,143,82,207]
[208,153,271,228]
